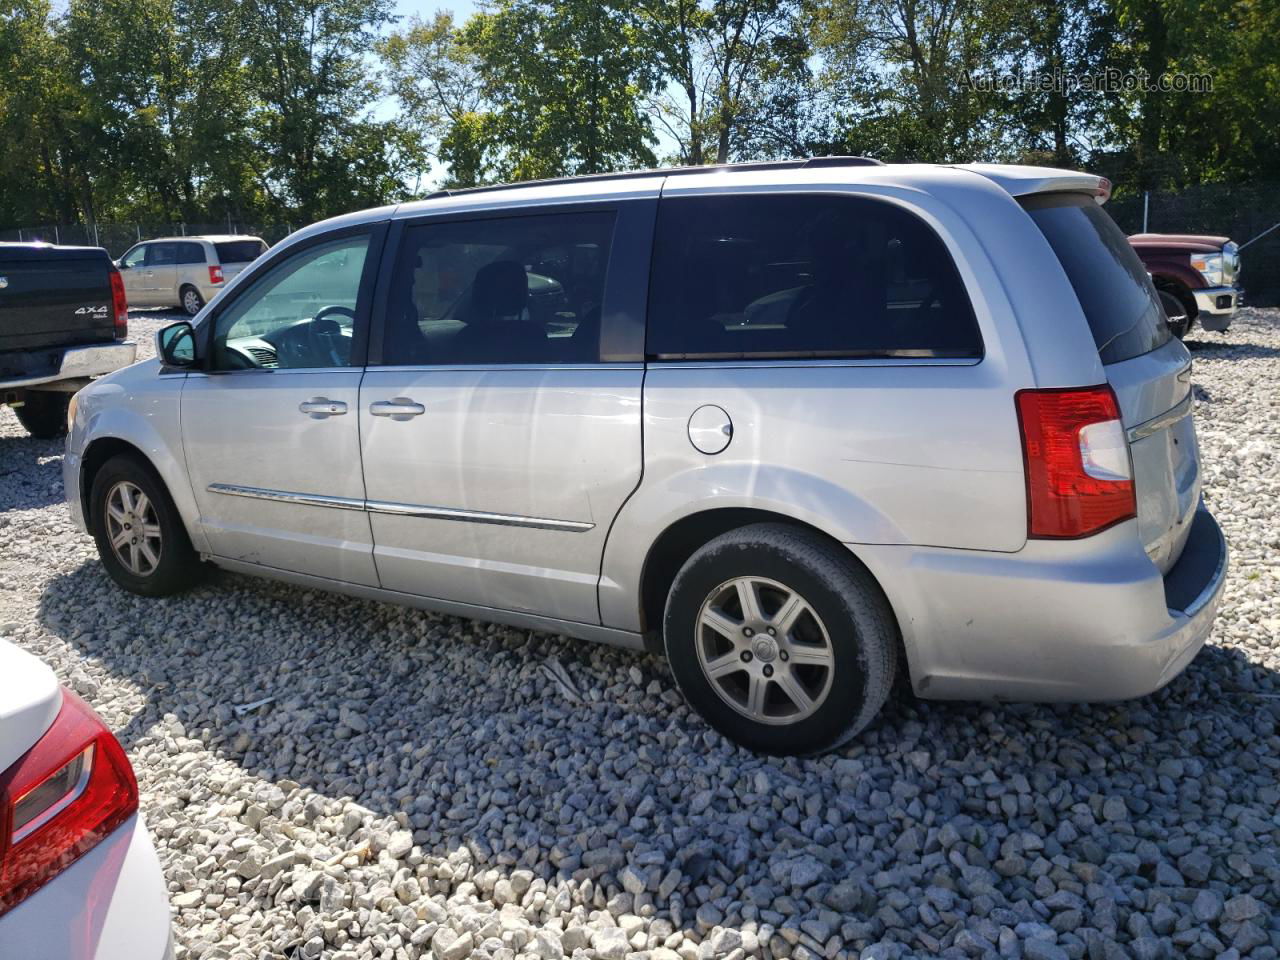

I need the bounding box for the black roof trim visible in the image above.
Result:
[426,156,883,199]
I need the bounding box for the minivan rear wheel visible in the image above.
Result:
[663,523,897,755]
[181,284,205,316]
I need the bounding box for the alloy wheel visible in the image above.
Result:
[695,576,835,725]
[105,480,163,576]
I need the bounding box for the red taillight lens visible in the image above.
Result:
[108,268,128,339]
[1015,385,1136,538]
[208,264,224,284]
[0,689,138,918]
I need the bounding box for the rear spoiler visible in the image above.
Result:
[953,164,1111,204]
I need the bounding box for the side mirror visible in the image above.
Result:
[157,321,198,368]
[115,260,127,270]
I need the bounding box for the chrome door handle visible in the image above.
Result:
[299,397,347,419]
[369,398,425,420]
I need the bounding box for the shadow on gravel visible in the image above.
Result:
[0,432,66,512]
[1184,338,1280,358]
[37,558,1280,924]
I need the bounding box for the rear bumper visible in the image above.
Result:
[855,506,1228,702]
[1192,286,1238,329]
[0,341,137,391]
[0,814,172,960]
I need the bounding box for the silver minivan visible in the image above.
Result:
[64,160,1228,754]
[116,235,268,316]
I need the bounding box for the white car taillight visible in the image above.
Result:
[0,689,138,917]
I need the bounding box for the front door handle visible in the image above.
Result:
[299,397,347,419]
[369,398,425,421]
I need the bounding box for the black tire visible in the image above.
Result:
[89,454,204,596]
[1159,289,1193,340]
[180,284,205,316]
[13,391,71,439]
[663,523,897,755]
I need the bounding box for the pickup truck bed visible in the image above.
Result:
[1,243,136,438]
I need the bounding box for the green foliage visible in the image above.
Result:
[0,0,1276,227]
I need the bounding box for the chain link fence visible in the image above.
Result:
[0,222,298,258]
[1109,182,1279,306]
[3,185,1275,305]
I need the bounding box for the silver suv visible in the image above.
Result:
[64,159,1228,754]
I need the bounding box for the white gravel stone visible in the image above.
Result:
[5,310,1280,959]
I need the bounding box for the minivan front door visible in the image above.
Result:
[358,205,653,625]
[181,226,384,585]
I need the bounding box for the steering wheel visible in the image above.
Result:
[307,305,356,366]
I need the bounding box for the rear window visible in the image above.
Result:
[215,240,267,264]
[1021,193,1170,364]
[646,193,983,360]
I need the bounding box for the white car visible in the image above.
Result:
[0,640,171,959]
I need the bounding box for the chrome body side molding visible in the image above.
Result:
[208,482,594,532]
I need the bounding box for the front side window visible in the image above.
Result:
[647,194,983,360]
[120,245,146,269]
[210,233,370,370]
[381,211,616,366]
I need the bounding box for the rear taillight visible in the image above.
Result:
[0,689,138,917]
[1016,385,1136,538]
[208,265,224,284]
[108,268,128,339]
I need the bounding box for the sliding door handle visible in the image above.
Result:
[299,397,347,418]
[369,398,425,421]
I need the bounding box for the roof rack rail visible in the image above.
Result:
[426,156,883,199]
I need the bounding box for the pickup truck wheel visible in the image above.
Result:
[181,285,205,316]
[663,523,897,755]
[90,455,203,597]
[13,392,70,439]
[1159,290,1192,340]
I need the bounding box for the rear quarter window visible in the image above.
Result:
[646,193,982,360]
[1021,193,1171,364]
[215,240,268,263]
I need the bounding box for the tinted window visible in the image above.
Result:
[148,243,177,266]
[174,242,205,264]
[1021,193,1171,364]
[381,211,615,365]
[646,194,982,360]
[211,234,369,370]
[215,240,267,263]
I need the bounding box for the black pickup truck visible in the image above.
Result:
[1,243,136,438]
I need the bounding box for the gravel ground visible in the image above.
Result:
[1,308,1278,960]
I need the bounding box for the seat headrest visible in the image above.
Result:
[471,260,528,323]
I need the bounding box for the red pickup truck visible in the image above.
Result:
[1128,233,1240,339]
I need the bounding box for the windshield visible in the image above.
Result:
[1021,193,1171,365]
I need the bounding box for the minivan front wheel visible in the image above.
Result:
[664,523,897,755]
[90,454,203,596]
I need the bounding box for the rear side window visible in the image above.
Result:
[380,211,615,366]
[1021,193,1170,364]
[215,240,267,263]
[646,194,982,360]
[174,242,205,264]
[148,243,177,266]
